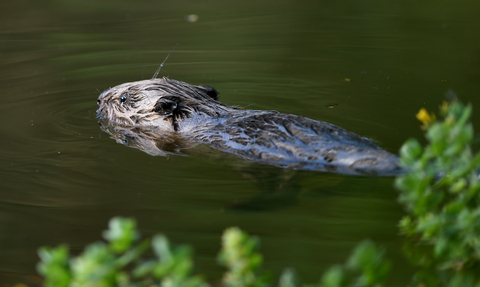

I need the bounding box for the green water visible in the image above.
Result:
[1,0,480,285]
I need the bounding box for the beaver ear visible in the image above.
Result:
[154,96,179,116]
[198,86,219,100]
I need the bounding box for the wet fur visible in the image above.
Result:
[97,77,403,175]
[97,78,234,130]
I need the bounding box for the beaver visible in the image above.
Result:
[96,77,403,176]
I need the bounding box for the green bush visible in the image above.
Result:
[395,101,480,286]
[396,102,480,268]
[37,217,390,287]
[38,217,211,287]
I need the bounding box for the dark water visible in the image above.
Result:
[1,0,480,285]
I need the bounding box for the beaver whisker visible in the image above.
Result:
[152,44,178,80]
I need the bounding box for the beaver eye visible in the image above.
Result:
[120,94,127,104]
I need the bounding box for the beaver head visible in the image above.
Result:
[96,77,232,131]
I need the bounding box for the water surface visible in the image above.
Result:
[1,0,480,285]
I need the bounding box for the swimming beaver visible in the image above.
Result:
[96,77,403,176]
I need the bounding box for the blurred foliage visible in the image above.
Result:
[317,240,390,287]
[37,217,390,287]
[218,227,270,287]
[396,101,480,286]
[38,217,207,287]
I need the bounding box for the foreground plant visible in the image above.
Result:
[38,217,206,287]
[396,101,480,284]
[37,217,390,287]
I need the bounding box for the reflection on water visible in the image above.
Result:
[1,0,480,285]
[98,119,197,157]
[98,110,403,177]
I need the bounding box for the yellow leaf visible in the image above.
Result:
[416,108,436,130]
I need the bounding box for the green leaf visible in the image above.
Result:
[278,268,298,287]
[319,265,346,287]
[399,138,422,166]
[102,217,139,254]
[152,234,173,262]
[37,245,72,287]
[70,242,117,286]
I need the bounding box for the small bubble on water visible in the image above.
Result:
[186,14,199,22]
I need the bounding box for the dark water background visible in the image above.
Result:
[1,0,480,285]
